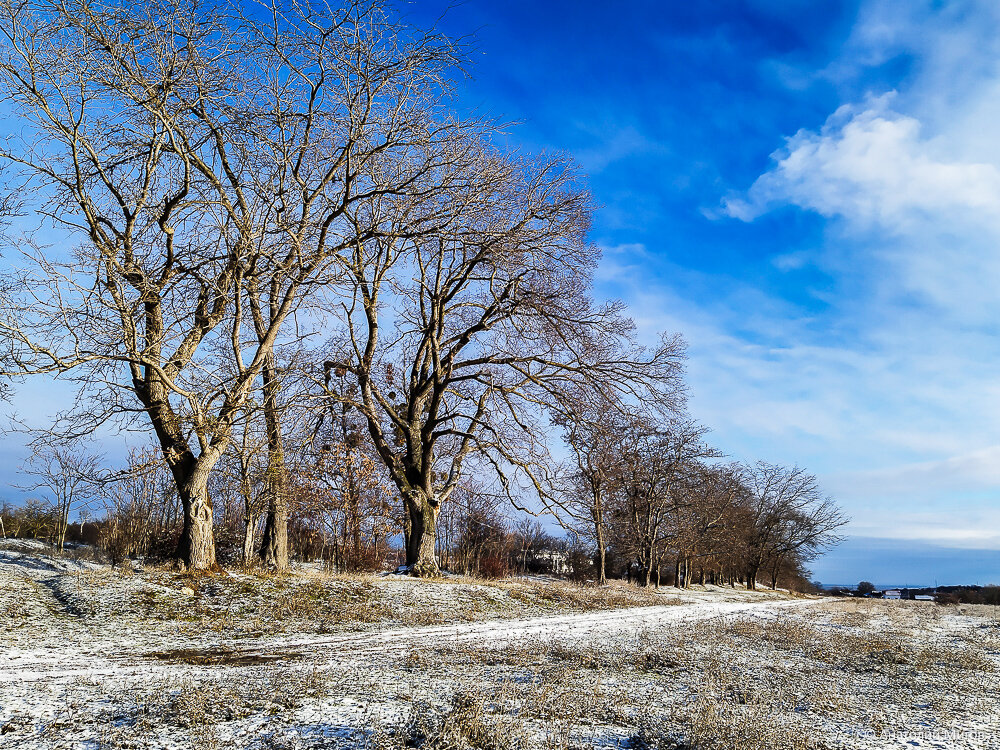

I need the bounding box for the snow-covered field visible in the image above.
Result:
[2,540,998,749]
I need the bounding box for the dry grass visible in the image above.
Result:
[96,669,338,749]
[399,688,529,750]
[506,579,679,610]
[75,567,683,640]
[8,557,997,750]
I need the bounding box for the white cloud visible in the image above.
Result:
[724,96,1000,229]
[601,3,1000,553]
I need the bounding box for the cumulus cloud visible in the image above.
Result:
[724,96,1000,228]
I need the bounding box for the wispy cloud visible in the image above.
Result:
[595,3,1000,555]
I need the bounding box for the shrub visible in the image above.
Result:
[477,553,508,579]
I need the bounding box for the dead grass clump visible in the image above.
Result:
[402,690,527,750]
[720,616,825,655]
[720,613,916,670]
[146,646,302,666]
[633,648,682,672]
[682,696,825,750]
[912,642,995,672]
[955,602,1000,621]
[399,607,453,627]
[124,669,334,733]
[523,675,607,725]
[831,631,910,668]
[547,641,607,670]
[542,636,682,675]
[263,578,392,629]
[159,681,247,728]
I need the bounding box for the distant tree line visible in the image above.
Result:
[933,586,1000,606]
[0,0,846,589]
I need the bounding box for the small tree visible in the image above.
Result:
[98,447,175,563]
[19,443,101,551]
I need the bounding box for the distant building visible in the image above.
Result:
[884,589,902,600]
[531,550,573,575]
[914,594,934,601]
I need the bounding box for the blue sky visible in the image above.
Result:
[401,0,1000,585]
[4,1,1000,585]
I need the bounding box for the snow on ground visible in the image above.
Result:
[1,541,998,749]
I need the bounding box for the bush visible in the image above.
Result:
[477,553,508,579]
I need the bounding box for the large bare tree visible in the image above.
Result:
[0,0,469,569]
[322,140,686,576]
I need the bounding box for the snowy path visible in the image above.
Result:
[1,547,818,684]
[265,597,818,657]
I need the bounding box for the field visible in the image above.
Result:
[2,539,998,749]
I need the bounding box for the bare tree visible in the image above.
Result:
[669,462,742,588]
[612,419,718,587]
[291,396,398,572]
[449,487,512,578]
[321,138,685,576]
[511,516,550,576]
[738,462,845,590]
[0,0,469,569]
[98,446,175,563]
[212,408,271,567]
[19,442,101,551]
[555,399,640,585]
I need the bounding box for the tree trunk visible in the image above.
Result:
[258,357,289,571]
[593,484,607,585]
[174,469,217,571]
[349,490,362,567]
[259,490,288,570]
[643,546,655,587]
[242,513,260,567]
[144,378,222,571]
[405,493,440,577]
[56,502,69,552]
[595,519,607,585]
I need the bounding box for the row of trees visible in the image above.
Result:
[2,442,572,579]
[555,393,843,589]
[5,404,843,591]
[0,0,845,583]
